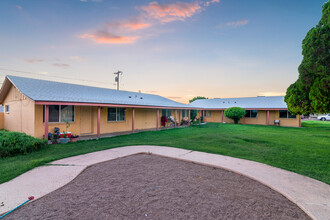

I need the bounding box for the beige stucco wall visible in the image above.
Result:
[34,106,185,138]
[0,113,4,129]
[203,110,222,122]
[272,110,300,127]
[35,105,83,138]
[2,85,35,136]
[202,110,300,127]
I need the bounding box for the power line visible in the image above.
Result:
[0,68,112,86]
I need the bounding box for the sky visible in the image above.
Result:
[0,0,327,103]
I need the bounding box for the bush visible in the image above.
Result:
[224,107,246,124]
[0,130,47,157]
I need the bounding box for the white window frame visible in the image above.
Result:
[4,105,9,113]
[107,107,126,122]
[43,105,75,123]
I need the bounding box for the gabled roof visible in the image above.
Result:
[0,75,189,109]
[189,96,288,109]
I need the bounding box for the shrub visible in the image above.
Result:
[0,130,47,157]
[224,107,246,124]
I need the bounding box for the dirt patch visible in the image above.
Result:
[6,154,310,219]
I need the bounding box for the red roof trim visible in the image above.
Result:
[35,101,192,110]
[195,108,288,110]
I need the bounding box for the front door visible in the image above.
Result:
[80,106,93,134]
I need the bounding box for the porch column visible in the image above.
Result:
[97,106,101,137]
[188,110,191,126]
[44,105,49,140]
[156,109,159,130]
[132,108,135,133]
[199,110,201,125]
[267,110,270,125]
[221,110,224,123]
[175,110,177,127]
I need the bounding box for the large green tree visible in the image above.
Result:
[285,1,330,114]
[189,96,208,103]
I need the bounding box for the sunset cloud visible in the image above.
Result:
[205,0,220,7]
[106,20,152,31]
[140,1,202,23]
[80,1,219,44]
[80,31,138,44]
[24,59,44,63]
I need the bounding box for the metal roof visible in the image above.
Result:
[3,75,189,108]
[189,96,288,109]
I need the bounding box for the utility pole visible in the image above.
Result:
[114,71,123,90]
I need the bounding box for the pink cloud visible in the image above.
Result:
[16,5,22,10]
[80,1,220,44]
[107,20,152,31]
[205,0,220,7]
[140,1,202,23]
[80,31,138,44]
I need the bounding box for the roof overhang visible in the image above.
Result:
[192,108,288,110]
[0,77,12,104]
[35,101,192,110]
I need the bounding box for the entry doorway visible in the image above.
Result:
[80,106,93,134]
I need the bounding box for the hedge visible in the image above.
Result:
[0,130,47,157]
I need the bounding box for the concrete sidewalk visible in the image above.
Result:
[0,146,329,219]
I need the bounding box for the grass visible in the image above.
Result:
[0,120,329,184]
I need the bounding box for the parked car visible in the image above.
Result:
[317,114,330,121]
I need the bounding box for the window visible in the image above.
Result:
[43,105,75,123]
[162,109,171,117]
[245,110,258,118]
[205,110,211,117]
[108,108,125,121]
[182,110,188,118]
[61,105,75,122]
[5,105,9,113]
[279,110,296,119]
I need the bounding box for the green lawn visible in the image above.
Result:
[1,121,329,184]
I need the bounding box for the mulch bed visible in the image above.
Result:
[6,154,310,219]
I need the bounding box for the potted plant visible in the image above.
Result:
[59,131,70,144]
[70,134,79,142]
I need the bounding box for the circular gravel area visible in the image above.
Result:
[6,154,310,219]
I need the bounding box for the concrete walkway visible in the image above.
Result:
[0,146,329,219]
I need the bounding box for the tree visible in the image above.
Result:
[189,96,208,121]
[285,1,330,114]
[189,96,208,103]
[224,107,246,124]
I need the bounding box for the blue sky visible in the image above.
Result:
[0,0,327,103]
